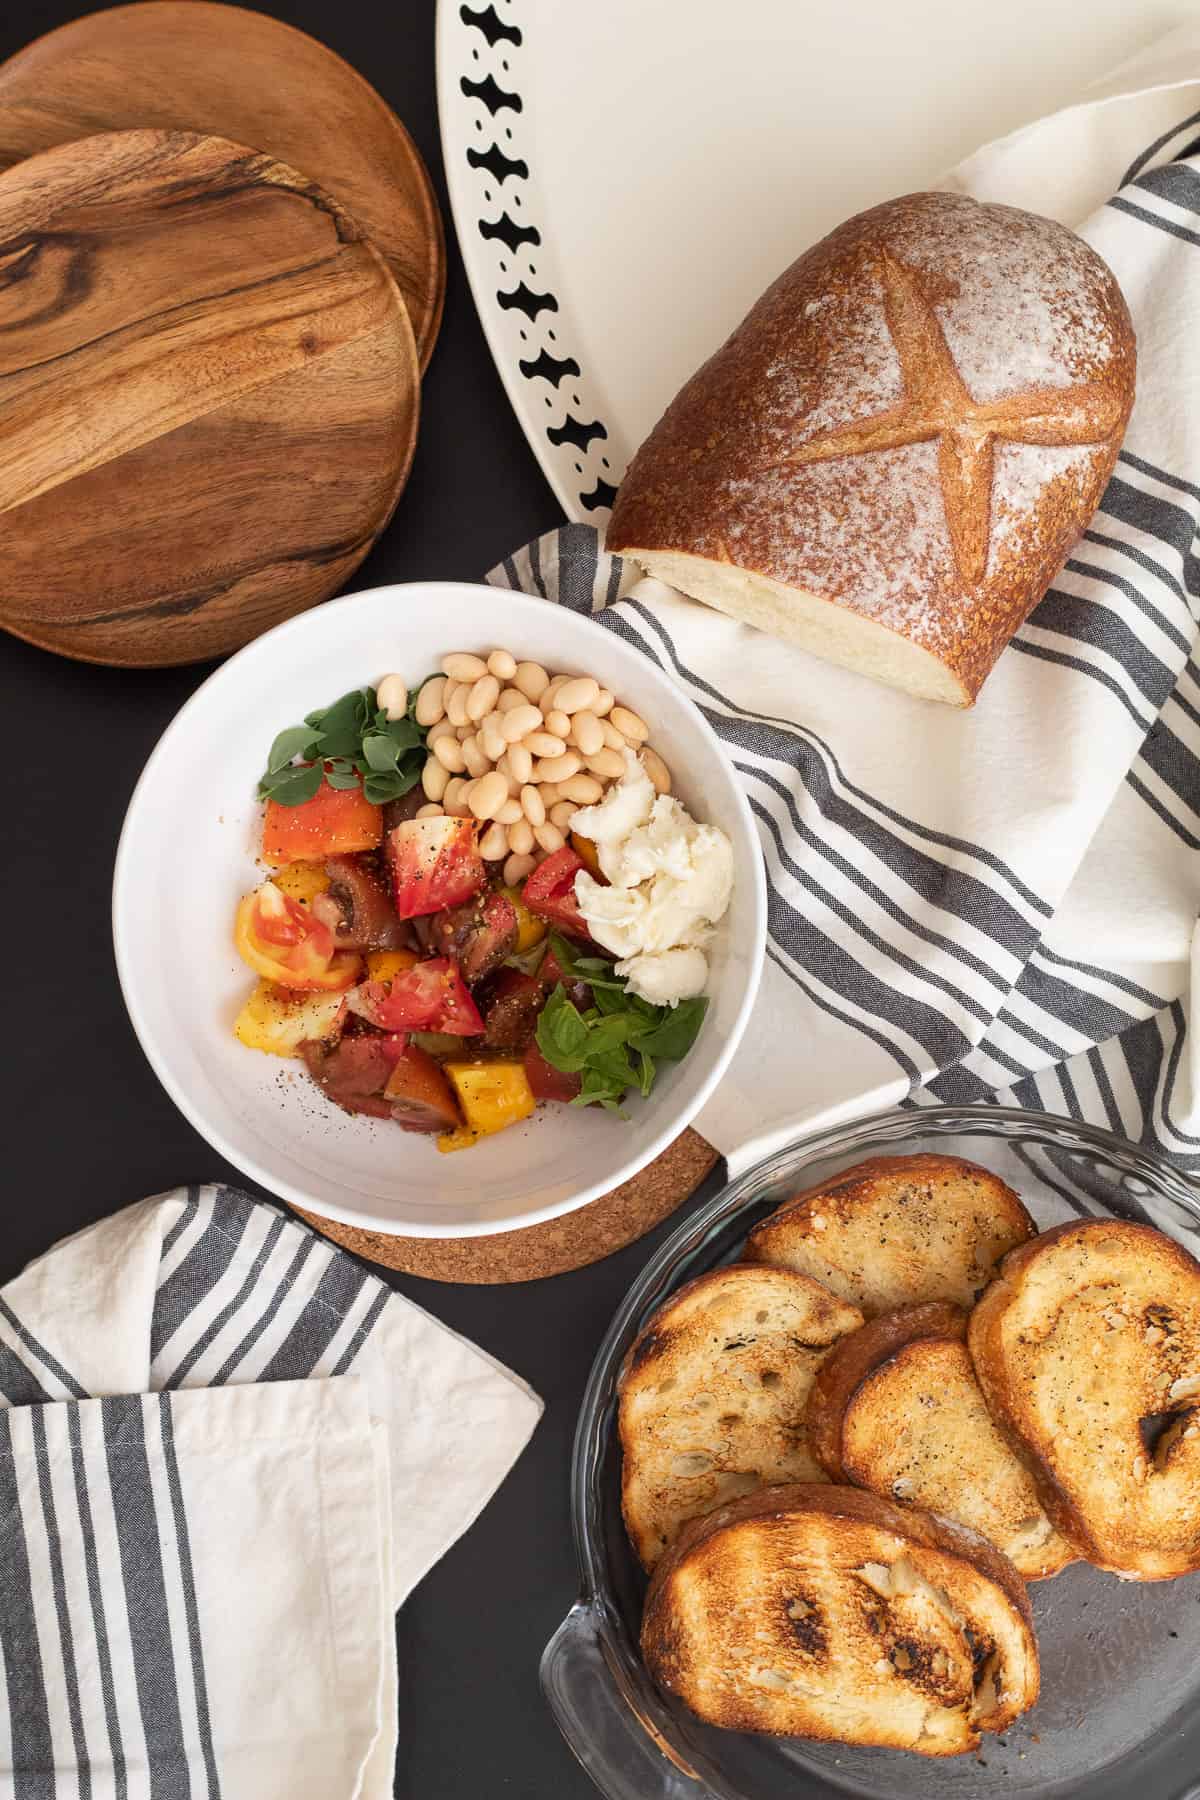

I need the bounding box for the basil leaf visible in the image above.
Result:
[547,932,624,990]
[361,733,402,773]
[266,725,319,773]
[259,762,323,807]
[635,1049,656,1097]
[536,989,591,1071]
[633,997,709,1060]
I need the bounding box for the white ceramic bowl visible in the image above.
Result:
[113,582,766,1237]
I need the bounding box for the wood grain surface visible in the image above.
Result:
[0,129,419,665]
[0,0,444,370]
[294,1128,720,1283]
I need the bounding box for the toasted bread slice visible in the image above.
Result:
[744,1153,1035,1316]
[808,1304,1077,1578]
[642,1483,1039,1756]
[619,1266,863,1569]
[969,1218,1200,1581]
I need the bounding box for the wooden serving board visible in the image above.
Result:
[0,129,419,667]
[0,0,444,371]
[295,1129,720,1284]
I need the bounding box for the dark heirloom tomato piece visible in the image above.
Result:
[386,817,485,919]
[538,944,594,1011]
[524,1040,582,1104]
[301,1032,407,1119]
[430,890,518,984]
[317,856,408,951]
[346,958,484,1036]
[522,848,592,940]
[383,1046,463,1134]
[381,788,427,833]
[482,970,544,1051]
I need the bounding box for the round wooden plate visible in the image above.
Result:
[294,1129,720,1284]
[0,0,444,371]
[0,129,419,667]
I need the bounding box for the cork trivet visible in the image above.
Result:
[293,1129,719,1283]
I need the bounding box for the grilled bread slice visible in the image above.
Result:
[619,1266,863,1569]
[969,1218,1200,1580]
[642,1483,1039,1756]
[807,1303,1078,1578]
[744,1153,1035,1316]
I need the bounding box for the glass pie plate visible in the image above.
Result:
[542,1105,1200,1800]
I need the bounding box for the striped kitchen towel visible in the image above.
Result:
[0,1186,541,1799]
[489,27,1200,1176]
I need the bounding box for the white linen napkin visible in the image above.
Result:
[0,1185,541,1798]
[490,25,1200,1179]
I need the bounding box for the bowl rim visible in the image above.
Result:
[111,578,767,1238]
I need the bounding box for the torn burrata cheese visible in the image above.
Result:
[568,750,733,1005]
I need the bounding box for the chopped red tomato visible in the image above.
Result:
[301,1032,407,1119]
[386,817,484,920]
[235,883,361,992]
[522,848,591,939]
[346,957,484,1036]
[524,1040,582,1104]
[383,1046,463,1134]
[263,777,382,864]
[429,891,518,984]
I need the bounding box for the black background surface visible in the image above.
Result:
[0,3,717,1793]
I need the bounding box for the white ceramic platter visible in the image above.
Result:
[438,0,1195,520]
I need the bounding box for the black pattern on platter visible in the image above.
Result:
[479,211,541,252]
[579,478,619,512]
[459,2,522,46]
[497,281,558,321]
[547,415,607,452]
[460,73,523,115]
[519,348,581,385]
[467,142,529,183]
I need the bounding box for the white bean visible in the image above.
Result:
[496,797,524,825]
[469,771,509,820]
[592,688,614,718]
[504,852,536,886]
[585,747,626,781]
[497,687,526,713]
[445,682,471,728]
[513,661,549,702]
[480,718,507,762]
[507,818,535,857]
[538,781,561,808]
[466,673,500,722]
[479,822,509,861]
[560,773,603,805]
[534,751,581,783]
[501,703,544,744]
[610,705,648,742]
[421,756,450,801]
[462,734,489,778]
[556,676,600,715]
[427,717,457,747]
[442,652,487,682]
[601,720,627,752]
[416,802,444,819]
[507,742,533,785]
[549,801,575,832]
[534,820,566,854]
[520,785,546,827]
[544,708,570,739]
[642,747,672,794]
[570,710,604,756]
[524,730,566,758]
[443,777,471,817]
[487,649,517,680]
[541,676,566,709]
[377,673,408,720]
[414,675,447,727]
[433,734,466,773]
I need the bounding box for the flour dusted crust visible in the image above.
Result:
[608,192,1136,705]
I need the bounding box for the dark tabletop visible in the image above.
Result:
[0,2,724,1793]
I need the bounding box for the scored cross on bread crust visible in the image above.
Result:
[642,1484,1039,1757]
[769,252,1128,586]
[969,1219,1200,1580]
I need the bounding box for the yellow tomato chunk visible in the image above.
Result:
[570,833,602,878]
[365,949,419,983]
[233,981,346,1057]
[436,1127,482,1155]
[444,1061,535,1139]
[272,862,330,906]
[500,886,546,953]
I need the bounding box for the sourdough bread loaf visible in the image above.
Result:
[608,191,1136,705]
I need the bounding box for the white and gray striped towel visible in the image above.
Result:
[490,25,1200,1178]
[0,1185,541,1798]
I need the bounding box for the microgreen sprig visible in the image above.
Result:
[258,682,434,807]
